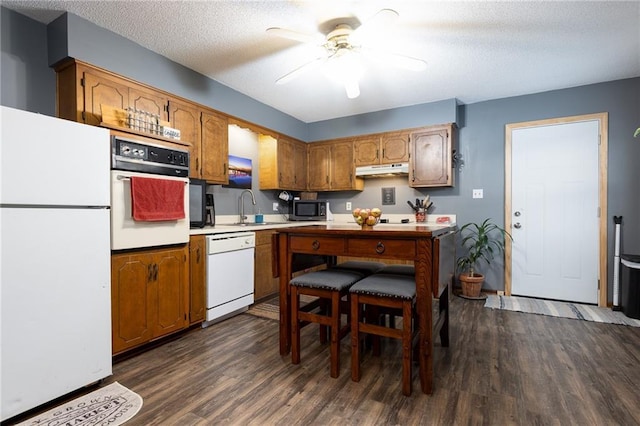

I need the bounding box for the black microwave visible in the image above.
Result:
[289,200,327,221]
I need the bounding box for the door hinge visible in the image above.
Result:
[80,77,85,87]
[81,111,86,121]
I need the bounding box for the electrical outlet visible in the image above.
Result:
[472,189,484,199]
[346,202,352,211]
[497,290,505,296]
[272,202,279,212]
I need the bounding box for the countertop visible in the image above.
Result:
[189,214,456,236]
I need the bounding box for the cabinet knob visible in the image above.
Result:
[311,240,320,251]
[375,242,385,254]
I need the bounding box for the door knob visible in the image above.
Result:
[514,222,522,229]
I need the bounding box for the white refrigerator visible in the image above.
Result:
[0,106,112,421]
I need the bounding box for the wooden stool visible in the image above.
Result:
[290,269,364,378]
[350,273,417,396]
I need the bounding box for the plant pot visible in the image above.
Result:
[459,273,484,298]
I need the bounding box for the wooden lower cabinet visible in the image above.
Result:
[111,245,189,355]
[189,235,206,324]
[254,230,279,301]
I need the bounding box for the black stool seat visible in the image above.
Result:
[290,269,364,378]
[331,261,386,276]
[290,269,363,290]
[350,273,416,299]
[378,264,415,276]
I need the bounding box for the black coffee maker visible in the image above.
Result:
[206,194,215,226]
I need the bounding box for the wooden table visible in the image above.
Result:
[277,223,456,394]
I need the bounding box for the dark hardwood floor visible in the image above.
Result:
[14,296,640,425]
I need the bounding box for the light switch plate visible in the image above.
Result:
[273,202,279,212]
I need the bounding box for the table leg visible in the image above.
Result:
[439,282,450,347]
[416,238,434,394]
[278,233,291,355]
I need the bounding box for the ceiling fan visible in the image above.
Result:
[267,9,427,99]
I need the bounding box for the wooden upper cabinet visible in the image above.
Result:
[353,136,380,166]
[129,86,169,122]
[409,124,455,187]
[308,141,363,191]
[259,135,307,191]
[380,131,410,164]
[307,143,331,191]
[330,141,357,190]
[168,99,202,177]
[201,111,229,184]
[82,69,129,126]
[293,141,308,190]
[354,131,409,166]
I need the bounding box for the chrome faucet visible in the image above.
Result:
[238,189,256,224]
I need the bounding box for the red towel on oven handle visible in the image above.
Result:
[130,176,185,221]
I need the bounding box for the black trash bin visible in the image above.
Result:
[620,254,640,319]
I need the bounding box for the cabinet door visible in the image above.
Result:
[168,99,202,177]
[189,236,206,324]
[307,143,331,191]
[354,136,380,166]
[111,252,153,355]
[82,70,129,126]
[254,231,279,300]
[278,137,297,188]
[380,131,410,164]
[201,111,229,184]
[153,246,188,339]
[129,86,169,122]
[409,125,454,187]
[330,141,356,190]
[293,141,308,190]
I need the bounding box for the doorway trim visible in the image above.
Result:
[505,112,608,307]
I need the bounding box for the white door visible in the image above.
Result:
[509,119,601,304]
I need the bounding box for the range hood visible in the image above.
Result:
[355,163,409,177]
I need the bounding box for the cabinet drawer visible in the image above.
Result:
[346,239,416,259]
[290,236,346,255]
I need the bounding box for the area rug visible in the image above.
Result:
[484,295,640,327]
[246,295,317,321]
[16,382,143,426]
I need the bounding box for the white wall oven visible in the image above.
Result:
[111,136,190,250]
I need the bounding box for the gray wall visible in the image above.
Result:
[2,7,638,299]
[1,7,55,114]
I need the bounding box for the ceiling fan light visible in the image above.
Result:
[324,50,364,84]
[345,80,360,99]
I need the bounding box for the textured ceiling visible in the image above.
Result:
[2,1,639,123]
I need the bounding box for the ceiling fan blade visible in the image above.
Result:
[350,8,399,44]
[276,56,326,85]
[266,27,323,44]
[361,47,427,72]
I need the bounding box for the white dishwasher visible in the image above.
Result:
[203,231,255,326]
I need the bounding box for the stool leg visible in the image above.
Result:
[319,299,328,344]
[291,286,301,365]
[351,294,361,382]
[329,290,341,378]
[401,300,413,396]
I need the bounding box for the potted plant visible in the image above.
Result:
[456,218,512,298]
